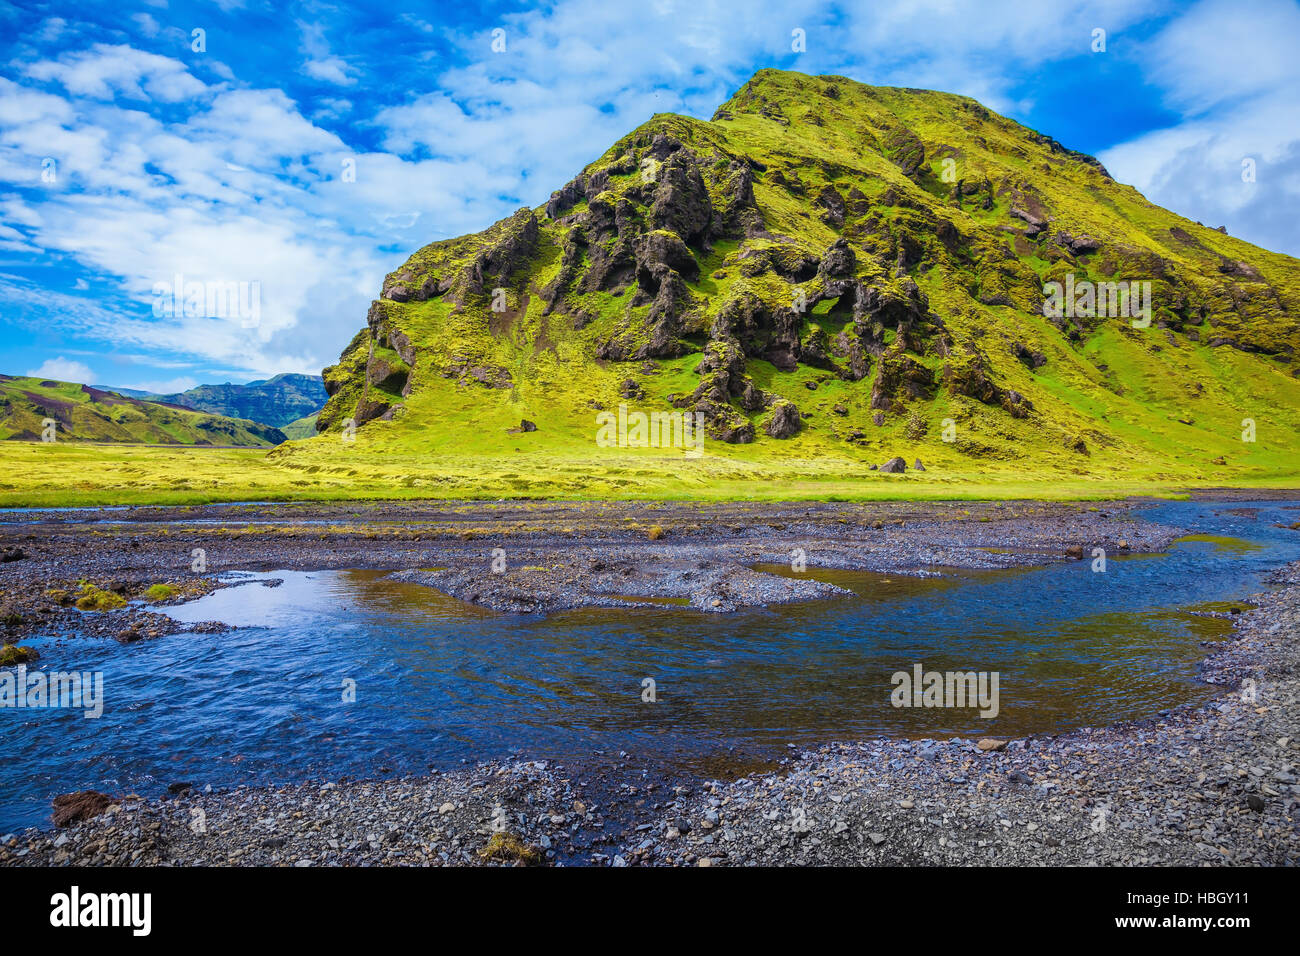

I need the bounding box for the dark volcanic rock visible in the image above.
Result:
[817,185,847,228]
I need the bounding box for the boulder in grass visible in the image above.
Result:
[878,456,907,473]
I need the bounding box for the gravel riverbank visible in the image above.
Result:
[0,497,1175,634]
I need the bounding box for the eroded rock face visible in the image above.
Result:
[456,208,541,300]
[882,124,926,178]
[836,330,873,381]
[799,325,839,371]
[381,271,439,302]
[943,353,1033,419]
[679,337,759,443]
[817,185,847,228]
[717,161,764,237]
[546,174,587,219]
[442,361,513,390]
[598,269,695,360]
[365,352,409,394]
[648,150,713,244]
[354,395,392,424]
[736,243,818,282]
[819,237,857,281]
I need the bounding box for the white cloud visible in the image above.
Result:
[27,356,94,383]
[24,43,208,103]
[298,20,358,86]
[1099,0,1300,255]
[303,56,356,86]
[115,376,201,394]
[132,13,161,39]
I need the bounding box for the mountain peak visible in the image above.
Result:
[310,69,1298,479]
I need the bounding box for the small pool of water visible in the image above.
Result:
[2,498,1298,830]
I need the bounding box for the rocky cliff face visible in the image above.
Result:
[315,69,1299,474]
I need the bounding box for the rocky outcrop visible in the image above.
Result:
[634,230,699,287]
[871,351,936,410]
[716,160,764,237]
[817,185,847,228]
[882,125,925,178]
[442,360,513,390]
[764,399,802,438]
[679,337,760,443]
[457,208,540,299]
[819,237,857,284]
[943,353,1033,418]
[598,269,695,360]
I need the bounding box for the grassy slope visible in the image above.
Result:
[0,376,286,447]
[280,413,319,440]
[2,70,1296,506]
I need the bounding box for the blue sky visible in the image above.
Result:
[1,0,1297,392]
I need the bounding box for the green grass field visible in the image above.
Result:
[1,437,1295,508]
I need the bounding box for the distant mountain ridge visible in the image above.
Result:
[104,373,327,428]
[0,375,286,446]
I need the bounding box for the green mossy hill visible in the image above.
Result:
[312,69,1300,480]
[0,376,287,446]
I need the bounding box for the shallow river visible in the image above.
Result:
[3,498,1298,830]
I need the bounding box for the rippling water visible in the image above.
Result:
[2,498,1298,830]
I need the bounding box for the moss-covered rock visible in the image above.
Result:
[0,643,38,666]
[479,831,544,865]
[74,583,126,611]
